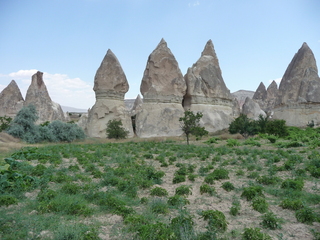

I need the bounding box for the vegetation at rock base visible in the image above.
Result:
[179,110,208,144]
[0,116,12,132]
[7,104,85,143]
[1,126,320,239]
[106,119,129,139]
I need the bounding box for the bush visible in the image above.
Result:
[295,207,316,224]
[281,179,304,191]
[252,197,268,213]
[280,199,304,210]
[200,210,228,232]
[227,139,241,147]
[221,182,235,192]
[230,198,241,216]
[229,114,259,138]
[265,119,288,137]
[0,195,18,206]
[260,212,283,230]
[167,195,190,207]
[150,187,168,197]
[200,184,215,196]
[0,116,12,132]
[242,227,272,240]
[106,119,129,139]
[241,186,264,201]
[175,185,192,196]
[173,174,186,184]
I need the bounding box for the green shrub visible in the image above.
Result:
[140,197,148,204]
[200,184,215,196]
[150,187,168,197]
[136,222,174,239]
[244,138,261,147]
[265,119,288,137]
[188,174,197,182]
[241,186,264,201]
[173,174,186,184]
[267,135,277,143]
[211,168,229,180]
[221,182,235,192]
[0,116,12,132]
[31,164,47,176]
[200,210,228,232]
[256,175,281,185]
[229,114,259,139]
[230,198,241,216]
[61,183,81,195]
[227,139,241,147]
[150,198,169,214]
[167,195,190,207]
[242,227,272,240]
[295,207,316,224]
[252,197,268,213]
[281,178,304,191]
[260,212,283,230]
[0,195,18,206]
[106,119,129,139]
[175,185,192,196]
[170,211,195,239]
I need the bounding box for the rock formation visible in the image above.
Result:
[86,49,134,138]
[130,94,143,116]
[231,90,255,109]
[136,39,187,138]
[273,43,320,126]
[24,71,65,123]
[275,42,320,105]
[183,40,237,133]
[242,97,266,120]
[252,82,267,112]
[0,80,24,118]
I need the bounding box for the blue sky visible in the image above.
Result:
[0,0,319,109]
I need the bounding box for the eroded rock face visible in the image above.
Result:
[0,80,24,118]
[24,71,65,123]
[183,40,236,133]
[242,97,266,120]
[87,49,133,138]
[130,94,143,116]
[140,38,186,103]
[253,82,267,102]
[136,39,186,138]
[276,42,320,106]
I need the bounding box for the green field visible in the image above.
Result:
[1,127,320,239]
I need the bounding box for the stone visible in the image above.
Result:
[136,39,186,138]
[253,82,267,101]
[140,38,186,103]
[130,94,143,116]
[276,42,320,106]
[24,71,65,123]
[87,49,134,138]
[242,97,266,120]
[0,80,24,118]
[267,80,278,99]
[231,90,255,109]
[183,40,236,133]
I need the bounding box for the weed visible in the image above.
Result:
[200,184,215,196]
[150,187,168,197]
[173,174,186,184]
[175,185,192,196]
[241,185,264,201]
[211,168,229,180]
[227,139,240,147]
[140,197,149,204]
[188,174,197,182]
[167,195,190,207]
[260,212,283,230]
[230,198,241,216]
[150,198,169,214]
[200,210,228,232]
[0,195,18,206]
[252,196,268,213]
[281,178,304,191]
[61,183,81,195]
[236,169,245,176]
[295,206,316,224]
[279,199,304,210]
[221,182,235,192]
[256,175,281,185]
[242,227,272,240]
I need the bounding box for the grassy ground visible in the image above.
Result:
[1,131,320,240]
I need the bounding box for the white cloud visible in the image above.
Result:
[188,1,200,7]
[0,70,95,109]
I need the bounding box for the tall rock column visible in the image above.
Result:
[0,80,24,118]
[183,40,237,133]
[273,42,320,126]
[136,39,187,138]
[24,71,65,123]
[87,49,134,138]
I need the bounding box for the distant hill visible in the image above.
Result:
[232,90,255,108]
[61,105,87,113]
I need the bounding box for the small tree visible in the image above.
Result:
[106,119,129,139]
[179,110,208,145]
[229,114,259,139]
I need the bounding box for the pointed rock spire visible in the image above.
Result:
[0,80,24,117]
[24,71,65,123]
[201,39,216,57]
[253,82,267,101]
[267,80,278,98]
[94,49,129,99]
[140,38,186,102]
[276,42,319,105]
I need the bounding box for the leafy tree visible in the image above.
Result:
[265,119,288,137]
[106,119,129,139]
[229,114,259,139]
[179,110,208,145]
[0,116,12,132]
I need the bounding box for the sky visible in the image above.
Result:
[0,0,319,109]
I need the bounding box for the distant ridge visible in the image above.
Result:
[61,105,87,113]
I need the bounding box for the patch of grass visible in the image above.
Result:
[295,206,316,224]
[230,198,241,216]
[242,227,272,240]
[279,198,304,210]
[281,178,304,191]
[0,195,18,206]
[150,198,169,214]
